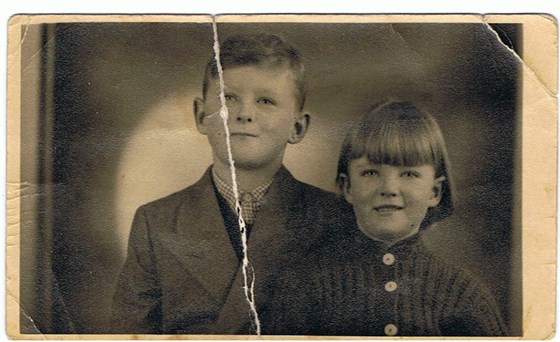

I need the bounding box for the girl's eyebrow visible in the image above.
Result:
[355,163,380,171]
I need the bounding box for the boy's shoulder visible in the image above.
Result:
[136,168,214,214]
[277,167,347,205]
[140,186,193,211]
[274,167,354,226]
[294,178,341,202]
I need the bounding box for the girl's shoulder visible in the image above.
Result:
[415,244,495,296]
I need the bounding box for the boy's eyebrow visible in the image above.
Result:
[221,84,235,90]
[214,88,284,100]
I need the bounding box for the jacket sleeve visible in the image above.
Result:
[440,272,509,336]
[110,206,163,333]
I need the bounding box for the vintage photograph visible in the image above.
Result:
[6,14,557,338]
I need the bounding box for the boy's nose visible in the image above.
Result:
[235,115,253,123]
[232,102,256,123]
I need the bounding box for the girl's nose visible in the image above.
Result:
[379,176,399,197]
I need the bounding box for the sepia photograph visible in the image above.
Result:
[6,14,557,338]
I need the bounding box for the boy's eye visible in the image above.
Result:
[361,169,379,177]
[257,97,276,105]
[224,94,237,102]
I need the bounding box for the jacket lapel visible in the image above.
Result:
[211,167,305,334]
[158,168,239,304]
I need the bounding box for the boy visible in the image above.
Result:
[110,33,353,334]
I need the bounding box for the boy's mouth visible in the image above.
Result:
[230,132,258,137]
[374,205,403,213]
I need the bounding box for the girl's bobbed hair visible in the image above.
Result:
[337,100,455,229]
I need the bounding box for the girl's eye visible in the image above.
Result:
[257,98,276,105]
[402,171,420,178]
[361,169,379,177]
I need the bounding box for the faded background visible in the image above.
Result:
[19,20,521,334]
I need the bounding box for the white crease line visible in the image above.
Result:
[481,16,556,98]
[211,19,261,335]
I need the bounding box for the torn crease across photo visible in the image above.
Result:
[211,17,262,334]
[6,14,558,339]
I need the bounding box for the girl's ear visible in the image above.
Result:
[428,176,446,207]
[339,174,354,204]
[288,113,310,144]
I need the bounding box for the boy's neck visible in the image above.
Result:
[212,161,281,192]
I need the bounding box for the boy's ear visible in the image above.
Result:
[339,174,354,204]
[193,97,208,135]
[288,113,310,144]
[428,176,445,207]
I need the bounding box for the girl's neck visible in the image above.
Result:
[356,224,420,248]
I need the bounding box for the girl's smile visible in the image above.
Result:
[374,205,403,213]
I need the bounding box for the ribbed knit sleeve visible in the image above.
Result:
[438,268,508,336]
[396,249,508,336]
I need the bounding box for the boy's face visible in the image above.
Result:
[195,64,307,171]
[342,158,444,246]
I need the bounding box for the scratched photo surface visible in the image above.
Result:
[17,19,521,336]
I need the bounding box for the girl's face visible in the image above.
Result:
[342,157,445,246]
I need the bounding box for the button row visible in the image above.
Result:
[382,253,398,336]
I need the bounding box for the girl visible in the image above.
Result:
[266,100,508,336]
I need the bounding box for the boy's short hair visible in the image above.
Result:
[337,100,455,229]
[202,33,307,111]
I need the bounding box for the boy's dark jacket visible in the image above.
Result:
[111,166,353,334]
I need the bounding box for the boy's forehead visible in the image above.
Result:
[218,63,296,79]
[207,64,299,91]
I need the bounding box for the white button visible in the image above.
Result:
[383,253,395,265]
[384,323,398,336]
[385,281,398,292]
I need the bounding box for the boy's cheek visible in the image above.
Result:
[202,101,221,116]
[207,122,227,135]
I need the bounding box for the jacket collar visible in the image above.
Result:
[156,167,238,303]
[160,165,306,333]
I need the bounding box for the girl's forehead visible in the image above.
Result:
[350,156,435,169]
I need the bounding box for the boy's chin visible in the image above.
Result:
[213,147,285,171]
[231,152,284,170]
[215,155,277,171]
[230,159,274,170]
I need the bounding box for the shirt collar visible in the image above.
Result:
[211,167,273,224]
